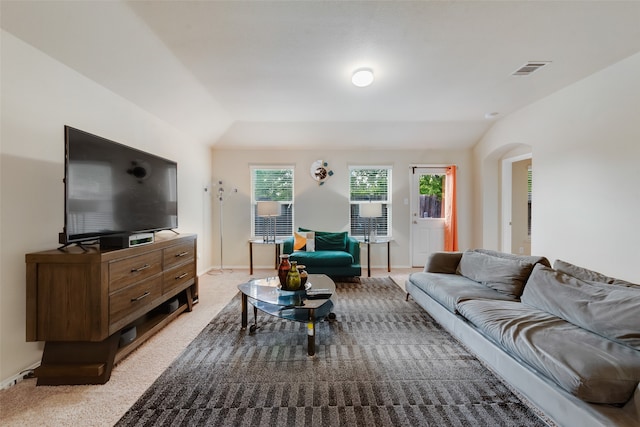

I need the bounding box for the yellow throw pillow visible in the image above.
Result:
[294,232,307,250]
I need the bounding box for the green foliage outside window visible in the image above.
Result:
[253,169,293,201]
[350,169,388,201]
[419,174,444,199]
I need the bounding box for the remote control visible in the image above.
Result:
[306,293,332,299]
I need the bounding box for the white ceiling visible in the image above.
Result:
[3,1,640,150]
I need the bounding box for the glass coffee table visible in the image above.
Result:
[238,274,336,356]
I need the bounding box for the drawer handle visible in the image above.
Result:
[175,272,188,280]
[131,291,150,302]
[175,251,189,258]
[131,264,151,273]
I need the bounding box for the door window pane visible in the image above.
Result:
[418,174,445,218]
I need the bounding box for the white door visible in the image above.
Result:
[410,167,446,267]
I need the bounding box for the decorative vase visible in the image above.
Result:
[278,254,291,288]
[285,261,301,291]
[298,264,308,288]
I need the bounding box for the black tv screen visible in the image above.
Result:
[60,126,178,245]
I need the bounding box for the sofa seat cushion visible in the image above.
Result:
[408,272,517,313]
[522,264,640,350]
[456,250,535,298]
[289,250,353,267]
[457,299,640,404]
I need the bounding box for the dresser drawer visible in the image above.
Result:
[163,263,196,294]
[163,242,195,270]
[109,251,162,292]
[109,276,162,327]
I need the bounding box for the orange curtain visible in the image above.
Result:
[444,165,458,251]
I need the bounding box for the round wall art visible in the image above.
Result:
[310,160,333,185]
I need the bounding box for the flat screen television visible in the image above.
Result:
[59,126,178,245]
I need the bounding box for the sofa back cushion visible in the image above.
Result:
[554,259,638,288]
[474,248,550,268]
[298,228,347,251]
[522,264,640,350]
[315,232,347,251]
[457,250,535,298]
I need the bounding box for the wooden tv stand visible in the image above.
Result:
[25,233,198,385]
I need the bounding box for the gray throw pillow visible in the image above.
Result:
[457,250,534,298]
[424,251,463,274]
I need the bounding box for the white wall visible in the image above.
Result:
[475,51,640,283]
[0,31,214,383]
[211,148,473,270]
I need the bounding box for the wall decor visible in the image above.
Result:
[310,159,333,185]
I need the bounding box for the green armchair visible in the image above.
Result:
[282,229,361,278]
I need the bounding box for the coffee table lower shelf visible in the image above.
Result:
[250,298,334,323]
[241,295,334,356]
[239,274,336,356]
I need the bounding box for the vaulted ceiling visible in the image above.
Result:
[3,1,640,150]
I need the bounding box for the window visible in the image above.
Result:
[418,172,445,218]
[251,166,294,239]
[349,166,391,238]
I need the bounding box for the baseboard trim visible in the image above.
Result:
[1,361,40,390]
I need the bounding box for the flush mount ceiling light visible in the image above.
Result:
[352,68,374,87]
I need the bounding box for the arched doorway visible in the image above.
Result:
[501,153,532,255]
[479,143,532,253]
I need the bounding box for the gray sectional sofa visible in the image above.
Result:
[405,249,640,427]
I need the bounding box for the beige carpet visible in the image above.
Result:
[0,268,412,427]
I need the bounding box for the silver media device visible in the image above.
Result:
[100,232,155,249]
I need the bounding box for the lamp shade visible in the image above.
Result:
[257,201,280,217]
[360,203,382,218]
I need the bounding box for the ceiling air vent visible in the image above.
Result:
[512,61,550,76]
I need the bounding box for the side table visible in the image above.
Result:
[248,239,284,275]
[358,237,393,277]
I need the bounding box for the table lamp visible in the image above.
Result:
[360,203,382,242]
[257,201,280,243]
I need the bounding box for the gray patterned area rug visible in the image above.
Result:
[117,277,547,426]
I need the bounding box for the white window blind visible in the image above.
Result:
[251,166,294,238]
[349,166,392,238]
